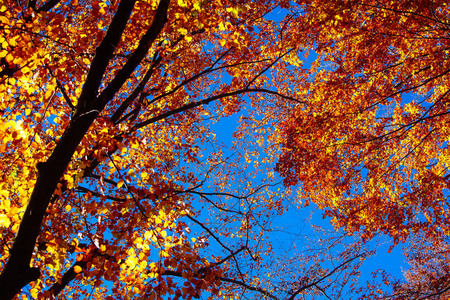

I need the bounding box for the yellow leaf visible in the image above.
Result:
[30,288,39,298]
[193,1,201,10]
[177,0,187,7]
[0,214,11,228]
[178,27,188,35]
[74,265,82,273]
[226,7,239,18]
[117,179,124,189]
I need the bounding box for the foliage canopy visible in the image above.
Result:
[1,0,450,299]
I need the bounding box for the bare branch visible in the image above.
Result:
[132,87,306,131]
[287,254,363,300]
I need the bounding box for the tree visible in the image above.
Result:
[276,0,450,241]
[273,0,450,297]
[0,0,370,299]
[389,233,450,299]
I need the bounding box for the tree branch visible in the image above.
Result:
[37,0,62,12]
[286,254,363,300]
[76,0,139,114]
[45,64,75,111]
[0,0,140,298]
[163,267,279,300]
[132,88,305,131]
[111,54,162,125]
[96,0,170,110]
[47,260,87,298]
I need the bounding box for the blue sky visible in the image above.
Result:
[204,100,409,298]
[200,5,412,294]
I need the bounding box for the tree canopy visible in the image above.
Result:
[1,0,450,299]
[274,0,450,298]
[277,0,450,243]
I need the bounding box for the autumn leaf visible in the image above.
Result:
[0,0,432,299]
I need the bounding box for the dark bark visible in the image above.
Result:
[0,0,141,297]
[37,0,62,12]
[0,112,99,299]
[96,0,170,109]
[0,0,171,297]
[48,260,88,297]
